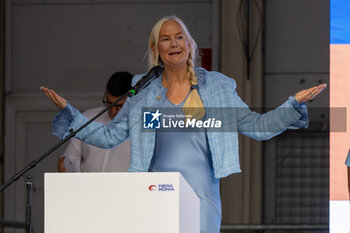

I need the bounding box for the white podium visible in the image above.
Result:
[45,172,199,233]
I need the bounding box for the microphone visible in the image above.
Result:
[129,66,164,96]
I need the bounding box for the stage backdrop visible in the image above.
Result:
[330,0,350,232]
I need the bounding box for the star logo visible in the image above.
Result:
[143,109,162,129]
[150,109,162,122]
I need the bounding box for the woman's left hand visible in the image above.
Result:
[294,83,327,103]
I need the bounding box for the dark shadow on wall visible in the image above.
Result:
[0,0,4,231]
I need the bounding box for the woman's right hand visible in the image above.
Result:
[40,86,67,110]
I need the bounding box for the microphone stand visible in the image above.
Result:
[0,92,129,233]
[0,65,163,233]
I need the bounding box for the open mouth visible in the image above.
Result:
[169,51,182,55]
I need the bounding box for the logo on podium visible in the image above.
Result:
[148,185,157,191]
[148,184,175,191]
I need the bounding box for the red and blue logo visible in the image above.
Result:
[148,184,175,191]
[148,185,157,191]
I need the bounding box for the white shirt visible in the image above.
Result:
[63,106,130,172]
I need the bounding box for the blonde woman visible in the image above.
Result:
[41,16,326,233]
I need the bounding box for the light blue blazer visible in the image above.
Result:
[52,68,308,178]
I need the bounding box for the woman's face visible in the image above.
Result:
[157,21,190,68]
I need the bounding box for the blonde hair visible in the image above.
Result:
[147,16,205,119]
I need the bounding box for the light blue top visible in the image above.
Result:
[346,150,350,167]
[52,68,308,178]
[150,97,221,233]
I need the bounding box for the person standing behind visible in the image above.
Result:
[57,71,133,172]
